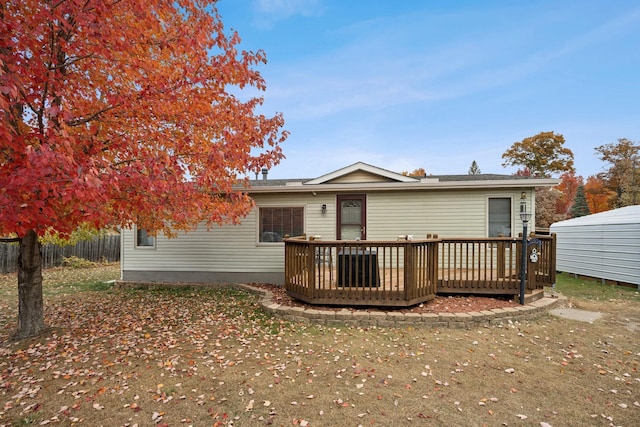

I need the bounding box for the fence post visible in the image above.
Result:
[0,243,7,274]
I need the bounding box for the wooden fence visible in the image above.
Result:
[0,234,120,274]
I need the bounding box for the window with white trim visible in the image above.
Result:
[259,207,304,242]
[488,197,512,237]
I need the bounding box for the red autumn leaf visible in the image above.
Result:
[1,0,288,340]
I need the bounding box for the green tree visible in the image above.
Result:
[594,138,639,208]
[468,160,481,175]
[502,131,575,177]
[569,185,591,218]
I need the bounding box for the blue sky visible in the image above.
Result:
[217,0,640,180]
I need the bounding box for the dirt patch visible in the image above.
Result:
[247,283,520,313]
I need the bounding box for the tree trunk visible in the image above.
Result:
[12,229,48,340]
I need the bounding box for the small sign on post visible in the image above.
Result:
[528,238,541,263]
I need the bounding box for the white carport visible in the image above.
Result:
[550,205,640,288]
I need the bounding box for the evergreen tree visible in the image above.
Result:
[570,185,591,218]
[468,160,481,175]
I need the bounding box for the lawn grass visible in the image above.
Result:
[0,263,120,299]
[0,265,638,426]
[554,272,640,303]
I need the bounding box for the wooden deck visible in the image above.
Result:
[284,235,556,307]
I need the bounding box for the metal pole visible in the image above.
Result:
[519,222,528,305]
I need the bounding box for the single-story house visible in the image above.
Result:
[120,162,558,285]
[550,205,640,288]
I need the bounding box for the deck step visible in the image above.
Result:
[522,289,545,304]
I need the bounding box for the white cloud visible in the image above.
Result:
[243,1,640,180]
[252,0,324,27]
[261,3,640,123]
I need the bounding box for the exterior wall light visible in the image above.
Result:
[321,204,327,214]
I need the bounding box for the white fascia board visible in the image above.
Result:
[245,178,559,194]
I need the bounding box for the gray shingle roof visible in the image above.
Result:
[248,173,534,186]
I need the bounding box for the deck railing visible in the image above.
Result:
[285,237,439,307]
[437,235,555,294]
[438,237,519,294]
[284,234,556,307]
[525,234,556,291]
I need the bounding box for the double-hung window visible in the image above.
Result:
[259,207,304,242]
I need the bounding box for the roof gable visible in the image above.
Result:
[245,162,560,192]
[304,162,418,185]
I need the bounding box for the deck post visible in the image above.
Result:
[307,241,315,300]
[519,211,531,304]
[404,242,413,300]
[519,231,527,304]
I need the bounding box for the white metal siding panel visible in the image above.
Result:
[551,209,640,286]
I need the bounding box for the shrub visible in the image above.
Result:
[62,256,96,269]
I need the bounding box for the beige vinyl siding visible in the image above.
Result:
[365,189,527,270]
[122,192,335,273]
[366,189,528,239]
[122,188,534,277]
[253,193,335,242]
[328,170,396,184]
[122,213,265,272]
[302,196,336,240]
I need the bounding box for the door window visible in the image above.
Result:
[337,195,366,239]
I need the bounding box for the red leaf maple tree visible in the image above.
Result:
[555,172,583,217]
[1,0,287,339]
